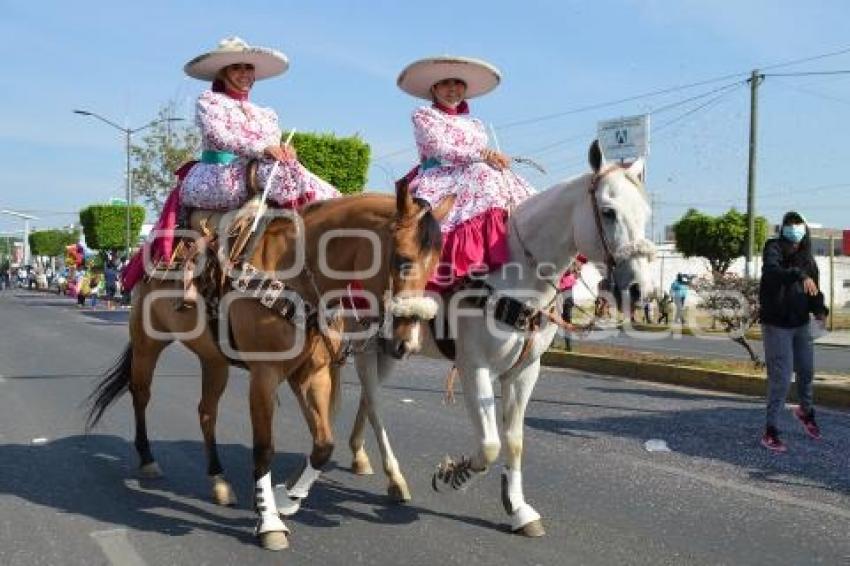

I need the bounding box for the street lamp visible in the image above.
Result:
[73,109,184,259]
[0,210,38,266]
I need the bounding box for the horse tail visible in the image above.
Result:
[86,344,133,430]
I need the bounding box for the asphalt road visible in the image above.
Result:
[571,326,850,375]
[1,290,848,565]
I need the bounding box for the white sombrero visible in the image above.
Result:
[184,36,289,81]
[397,56,501,100]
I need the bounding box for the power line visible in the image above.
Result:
[494,73,747,130]
[769,79,850,106]
[496,44,850,131]
[653,83,746,134]
[765,70,850,77]
[761,46,850,71]
[509,81,743,160]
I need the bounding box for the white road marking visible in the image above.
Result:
[90,529,148,566]
[31,437,48,445]
[400,398,415,404]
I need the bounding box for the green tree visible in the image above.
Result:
[79,204,145,252]
[673,208,768,276]
[131,101,200,213]
[288,132,370,194]
[29,228,79,258]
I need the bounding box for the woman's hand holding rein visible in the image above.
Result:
[263,144,298,162]
[481,148,510,171]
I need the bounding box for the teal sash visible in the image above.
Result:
[201,150,238,165]
[420,157,442,171]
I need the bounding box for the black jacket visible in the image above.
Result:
[759,238,828,328]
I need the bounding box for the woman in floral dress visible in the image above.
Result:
[181,36,340,210]
[397,56,535,291]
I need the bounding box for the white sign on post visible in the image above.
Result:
[597,114,650,162]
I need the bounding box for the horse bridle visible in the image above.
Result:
[510,164,638,306]
[588,165,623,279]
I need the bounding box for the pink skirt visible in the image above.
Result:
[427,208,510,292]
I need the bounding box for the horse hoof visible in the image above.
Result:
[514,519,546,538]
[210,477,237,506]
[351,458,374,476]
[387,483,411,503]
[138,462,163,479]
[259,531,289,551]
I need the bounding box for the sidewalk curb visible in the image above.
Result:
[629,323,762,341]
[541,350,850,409]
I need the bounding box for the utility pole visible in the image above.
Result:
[745,69,763,278]
[829,235,835,331]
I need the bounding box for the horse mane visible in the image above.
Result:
[292,192,442,253]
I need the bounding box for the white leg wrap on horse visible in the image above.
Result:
[254,472,289,535]
[504,468,525,510]
[511,503,542,531]
[287,458,321,499]
[502,469,540,530]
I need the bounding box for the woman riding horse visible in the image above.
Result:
[122,36,340,292]
[181,36,340,210]
[397,55,536,291]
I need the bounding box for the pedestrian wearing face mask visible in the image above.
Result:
[758,211,828,453]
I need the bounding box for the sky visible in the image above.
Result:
[1,0,849,239]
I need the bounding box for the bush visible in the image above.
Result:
[286,132,370,194]
[29,229,80,258]
[79,204,145,251]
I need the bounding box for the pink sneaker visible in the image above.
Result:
[793,406,821,440]
[760,427,787,453]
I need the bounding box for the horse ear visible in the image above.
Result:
[627,157,645,178]
[588,139,604,173]
[395,178,415,217]
[429,195,456,222]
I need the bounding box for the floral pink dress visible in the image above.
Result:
[180,90,341,210]
[410,105,536,290]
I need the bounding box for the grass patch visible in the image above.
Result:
[556,342,850,380]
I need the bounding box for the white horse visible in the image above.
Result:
[278,141,656,536]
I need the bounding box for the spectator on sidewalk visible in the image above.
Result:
[104,261,118,310]
[77,272,90,307]
[759,211,829,453]
[657,293,672,325]
[670,273,689,324]
[89,272,102,309]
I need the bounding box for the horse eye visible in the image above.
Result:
[602,209,617,221]
[392,253,413,271]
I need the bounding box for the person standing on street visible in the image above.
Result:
[759,211,828,453]
[552,254,588,350]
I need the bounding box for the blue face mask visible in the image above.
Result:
[781,224,806,243]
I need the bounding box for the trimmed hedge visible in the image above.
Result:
[79,204,145,251]
[287,132,370,194]
[29,229,80,258]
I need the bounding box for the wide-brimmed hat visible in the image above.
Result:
[184,36,289,81]
[397,55,501,100]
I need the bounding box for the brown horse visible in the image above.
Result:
[87,184,448,550]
